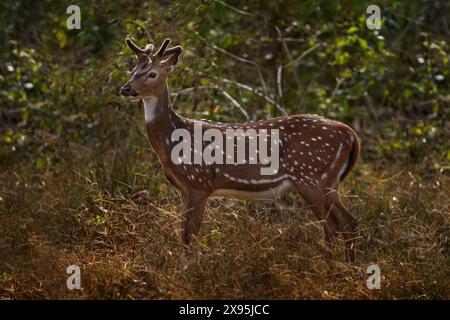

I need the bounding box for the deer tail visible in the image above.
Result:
[339,129,360,182]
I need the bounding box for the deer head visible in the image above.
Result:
[120,38,182,99]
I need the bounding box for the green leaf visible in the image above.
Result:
[54,29,68,48]
[35,157,46,170]
[347,26,359,34]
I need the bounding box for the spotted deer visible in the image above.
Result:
[120,37,360,261]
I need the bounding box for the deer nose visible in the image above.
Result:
[120,84,132,96]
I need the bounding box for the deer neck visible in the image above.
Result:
[143,84,179,165]
[142,83,171,124]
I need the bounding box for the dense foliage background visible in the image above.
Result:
[0,0,448,299]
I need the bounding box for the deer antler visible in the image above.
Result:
[154,38,171,58]
[152,38,183,65]
[125,38,154,55]
[126,38,143,54]
[163,46,182,56]
[126,37,181,64]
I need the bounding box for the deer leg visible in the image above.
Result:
[181,190,208,245]
[295,185,339,258]
[324,190,358,262]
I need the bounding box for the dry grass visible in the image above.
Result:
[0,144,449,300]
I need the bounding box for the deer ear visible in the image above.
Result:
[161,46,183,70]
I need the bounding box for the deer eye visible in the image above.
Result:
[148,71,157,79]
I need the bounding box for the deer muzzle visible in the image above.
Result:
[120,84,138,97]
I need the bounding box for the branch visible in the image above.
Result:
[213,0,254,16]
[171,84,250,120]
[275,26,302,99]
[218,77,288,116]
[276,64,283,99]
[210,44,256,66]
[284,43,321,68]
[221,89,250,120]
